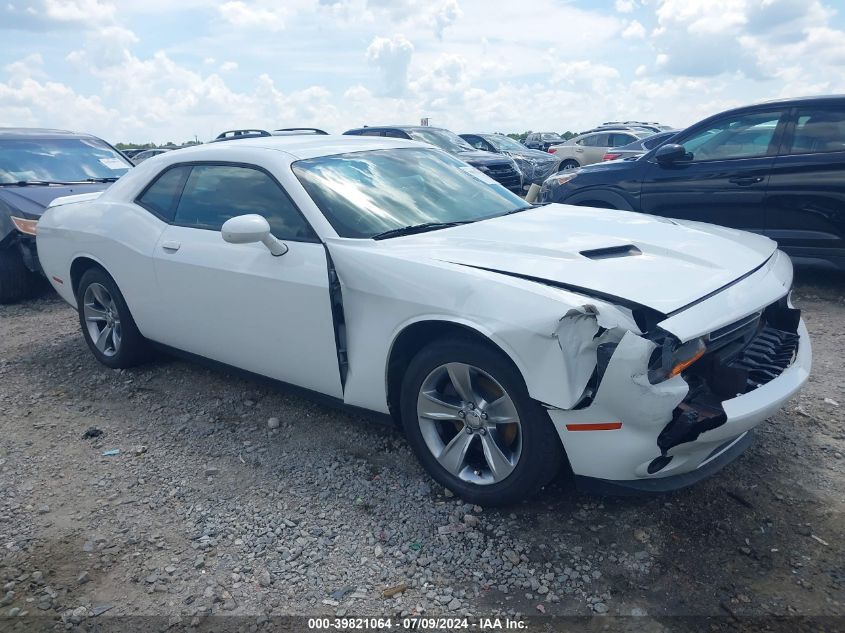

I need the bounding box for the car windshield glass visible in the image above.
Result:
[642,132,675,150]
[0,138,132,184]
[541,134,563,142]
[407,129,475,153]
[293,148,528,239]
[487,135,530,152]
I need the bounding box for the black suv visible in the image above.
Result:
[0,128,133,302]
[343,126,523,193]
[540,95,845,271]
[524,132,565,152]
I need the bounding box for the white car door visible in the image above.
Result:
[143,162,343,399]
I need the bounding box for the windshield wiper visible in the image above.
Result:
[371,221,472,240]
[83,177,120,183]
[0,180,71,187]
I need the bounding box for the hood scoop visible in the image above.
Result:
[579,245,641,260]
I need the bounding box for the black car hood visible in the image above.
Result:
[0,182,110,218]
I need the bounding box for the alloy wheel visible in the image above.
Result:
[82,282,122,357]
[416,362,522,485]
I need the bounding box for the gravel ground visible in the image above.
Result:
[0,270,843,629]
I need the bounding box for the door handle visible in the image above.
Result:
[161,241,181,252]
[575,148,584,153]
[728,176,764,186]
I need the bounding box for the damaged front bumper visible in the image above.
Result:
[548,291,812,494]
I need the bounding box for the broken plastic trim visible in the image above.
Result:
[324,248,348,389]
[656,296,801,455]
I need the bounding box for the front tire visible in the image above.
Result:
[0,247,34,304]
[77,268,150,368]
[400,337,562,506]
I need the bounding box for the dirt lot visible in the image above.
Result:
[0,270,843,630]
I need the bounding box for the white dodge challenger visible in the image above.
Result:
[36,135,811,505]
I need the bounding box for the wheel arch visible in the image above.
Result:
[558,158,581,170]
[69,255,110,300]
[565,189,634,211]
[384,318,527,425]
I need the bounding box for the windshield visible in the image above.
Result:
[541,133,563,142]
[0,138,132,184]
[293,148,527,238]
[487,134,530,152]
[406,129,474,154]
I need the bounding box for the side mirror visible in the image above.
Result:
[221,214,288,256]
[654,143,688,164]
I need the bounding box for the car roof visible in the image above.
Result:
[154,134,421,161]
[346,125,450,133]
[0,127,102,141]
[754,94,845,106]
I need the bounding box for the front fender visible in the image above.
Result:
[563,188,635,211]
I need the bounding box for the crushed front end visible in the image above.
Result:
[547,256,811,493]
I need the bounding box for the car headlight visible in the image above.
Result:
[11,216,38,236]
[648,337,706,383]
[543,171,579,187]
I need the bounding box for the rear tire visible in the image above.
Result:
[0,247,33,304]
[77,268,151,368]
[559,160,579,171]
[400,337,563,506]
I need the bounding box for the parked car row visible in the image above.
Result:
[539,95,845,272]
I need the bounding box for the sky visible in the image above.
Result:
[2,0,845,144]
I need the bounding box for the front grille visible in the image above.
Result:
[707,312,761,348]
[692,297,801,397]
[726,324,799,390]
[485,163,522,190]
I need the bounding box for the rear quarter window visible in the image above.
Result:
[135,166,190,221]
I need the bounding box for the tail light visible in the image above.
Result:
[548,148,557,154]
[602,153,621,161]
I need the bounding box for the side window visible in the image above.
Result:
[174,165,316,241]
[136,165,190,221]
[360,129,383,137]
[789,108,845,154]
[679,110,783,161]
[579,134,603,147]
[607,133,634,147]
[384,130,409,139]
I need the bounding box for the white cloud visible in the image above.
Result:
[622,20,646,39]
[218,0,315,31]
[2,0,845,144]
[366,35,414,97]
[551,60,621,93]
[1,0,116,29]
